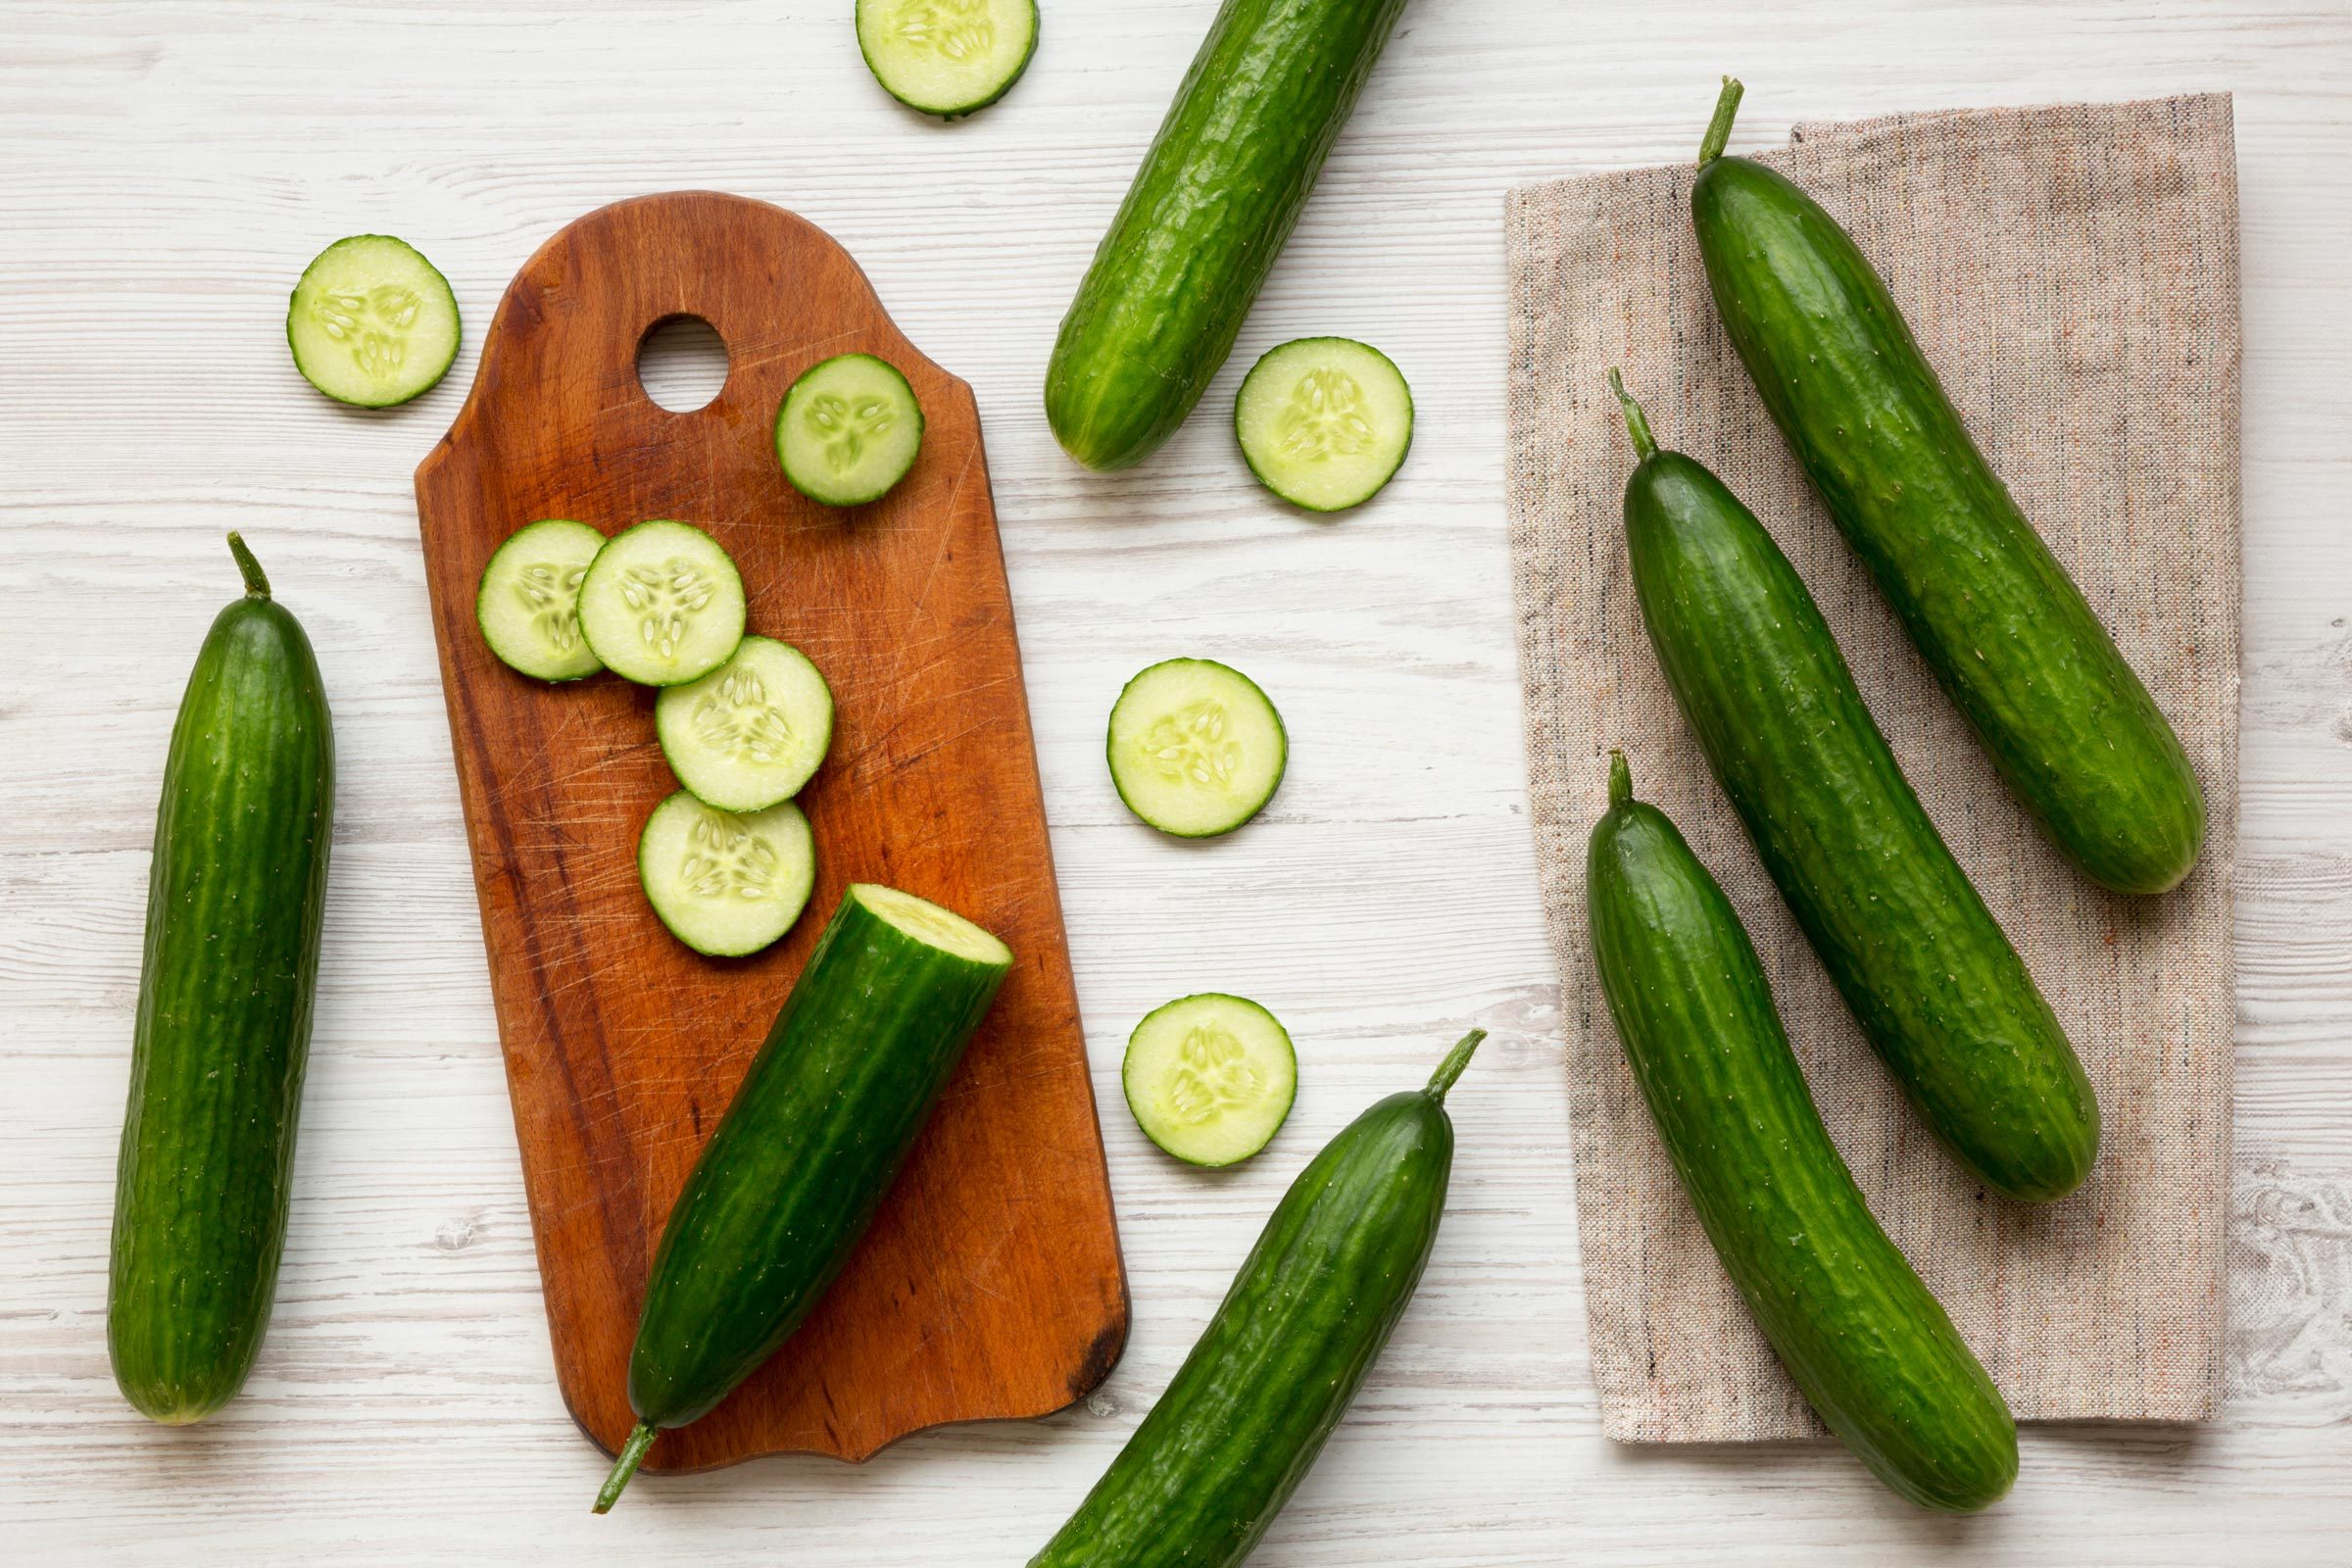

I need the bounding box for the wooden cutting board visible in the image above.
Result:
[413,192,1127,1470]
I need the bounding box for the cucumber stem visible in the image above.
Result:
[1697,76,1744,165]
[226,532,271,599]
[1606,369,1657,462]
[1425,1029,1488,1102]
[593,1421,659,1514]
[1608,749,1633,808]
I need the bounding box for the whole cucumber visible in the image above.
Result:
[110,534,334,1424]
[1690,78,2205,895]
[1044,0,1411,470]
[1588,753,2017,1511]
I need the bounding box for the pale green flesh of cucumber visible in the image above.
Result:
[775,354,924,506]
[638,793,815,957]
[1106,658,1287,838]
[1123,994,1297,1166]
[1235,337,1412,512]
[475,519,607,681]
[576,519,747,686]
[850,882,1014,966]
[286,234,461,407]
[856,0,1038,117]
[655,636,834,811]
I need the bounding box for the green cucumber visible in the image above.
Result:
[1587,754,2017,1512]
[476,518,607,682]
[654,635,834,811]
[1234,336,1413,512]
[286,234,461,408]
[1031,1029,1485,1568]
[1044,0,1410,470]
[1610,374,2096,1203]
[1690,78,2205,896]
[774,353,924,507]
[857,0,1039,118]
[575,518,747,686]
[595,884,1013,1511]
[1123,994,1297,1167]
[636,791,815,957]
[110,535,334,1424]
[1106,658,1287,838]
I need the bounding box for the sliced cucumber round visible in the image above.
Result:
[1123,994,1297,1167]
[576,519,747,687]
[655,636,834,811]
[1235,337,1413,513]
[286,234,461,408]
[857,0,1039,118]
[475,519,607,682]
[637,792,815,957]
[1106,658,1287,838]
[775,354,924,507]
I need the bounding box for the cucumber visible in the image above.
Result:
[575,518,747,686]
[1044,0,1410,470]
[110,535,334,1424]
[595,884,1013,1510]
[654,635,833,811]
[1609,374,2096,1203]
[475,518,607,682]
[1234,337,1413,512]
[1587,753,2017,1511]
[774,353,924,506]
[1031,1029,1485,1568]
[857,0,1038,118]
[1123,994,1297,1167]
[1690,79,2205,896]
[286,234,461,408]
[1106,659,1287,838]
[636,791,815,957]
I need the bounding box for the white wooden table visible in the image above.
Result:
[5,2,2348,1561]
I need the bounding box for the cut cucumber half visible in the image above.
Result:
[857,0,1039,118]
[655,636,834,811]
[775,354,924,506]
[1123,994,1298,1167]
[576,519,747,687]
[475,519,607,681]
[1235,337,1413,513]
[1106,659,1288,838]
[286,234,461,408]
[637,792,815,957]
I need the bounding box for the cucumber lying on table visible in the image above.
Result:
[1106,658,1287,838]
[1123,993,1297,1167]
[287,234,460,408]
[1235,337,1413,512]
[856,0,1039,118]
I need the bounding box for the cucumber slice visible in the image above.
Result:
[576,519,747,687]
[774,354,925,506]
[1122,994,1297,1167]
[1106,658,1287,838]
[857,0,1039,118]
[286,235,461,408]
[637,792,815,957]
[655,636,834,811]
[475,519,607,682]
[1234,337,1413,513]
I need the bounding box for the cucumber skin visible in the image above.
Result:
[1692,156,2204,896]
[1044,0,1410,470]
[1587,771,2017,1512]
[110,571,333,1423]
[626,889,1012,1431]
[1626,451,2096,1202]
[1031,1086,1452,1567]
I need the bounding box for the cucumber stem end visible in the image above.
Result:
[1698,76,1744,165]
[1606,369,1658,462]
[1608,750,1633,808]
[226,532,271,600]
[1425,1029,1488,1102]
[593,1421,659,1514]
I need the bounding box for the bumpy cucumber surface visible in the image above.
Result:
[1611,376,2095,1203]
[1690,79,2204,896]
[654,635,833,811]
[596,885,1013,1510]
[1123,993,1297,1167]
[110,535,334,1424]
[775,353,924,506]
[1106,658,1287,838]
[1588,754,2016,1511]
[1234,337,1413,512]
[1044,0,1410,470]
[1032,1030,1485,1568]
[286,234,461,407]
[476,518,606,681]
[857,0,1038,118]
[575,518,747,686]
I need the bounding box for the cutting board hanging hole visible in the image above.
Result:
[637,314,730,413]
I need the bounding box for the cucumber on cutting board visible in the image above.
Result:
[1235,337,1413,512]
[1587,754,2017,1511]
[1031,1030,1485,1568]
[596,884,1013,1511]
[1609,374,2096,1203]
[575,518,747,686]
[857,0,1038,118]
[774,353,924,506]
[1690,78,2205,896]
[476,518,607,682]
[1123,993,1296,1167]
[637,791,815,957]
[111,535,334,1424]
[1106,658,1287,838]
[655,635,833,811]
[1044,0,1411,470]
[286,234,461,407]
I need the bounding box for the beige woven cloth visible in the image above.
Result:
[1505,94,2240,1440]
